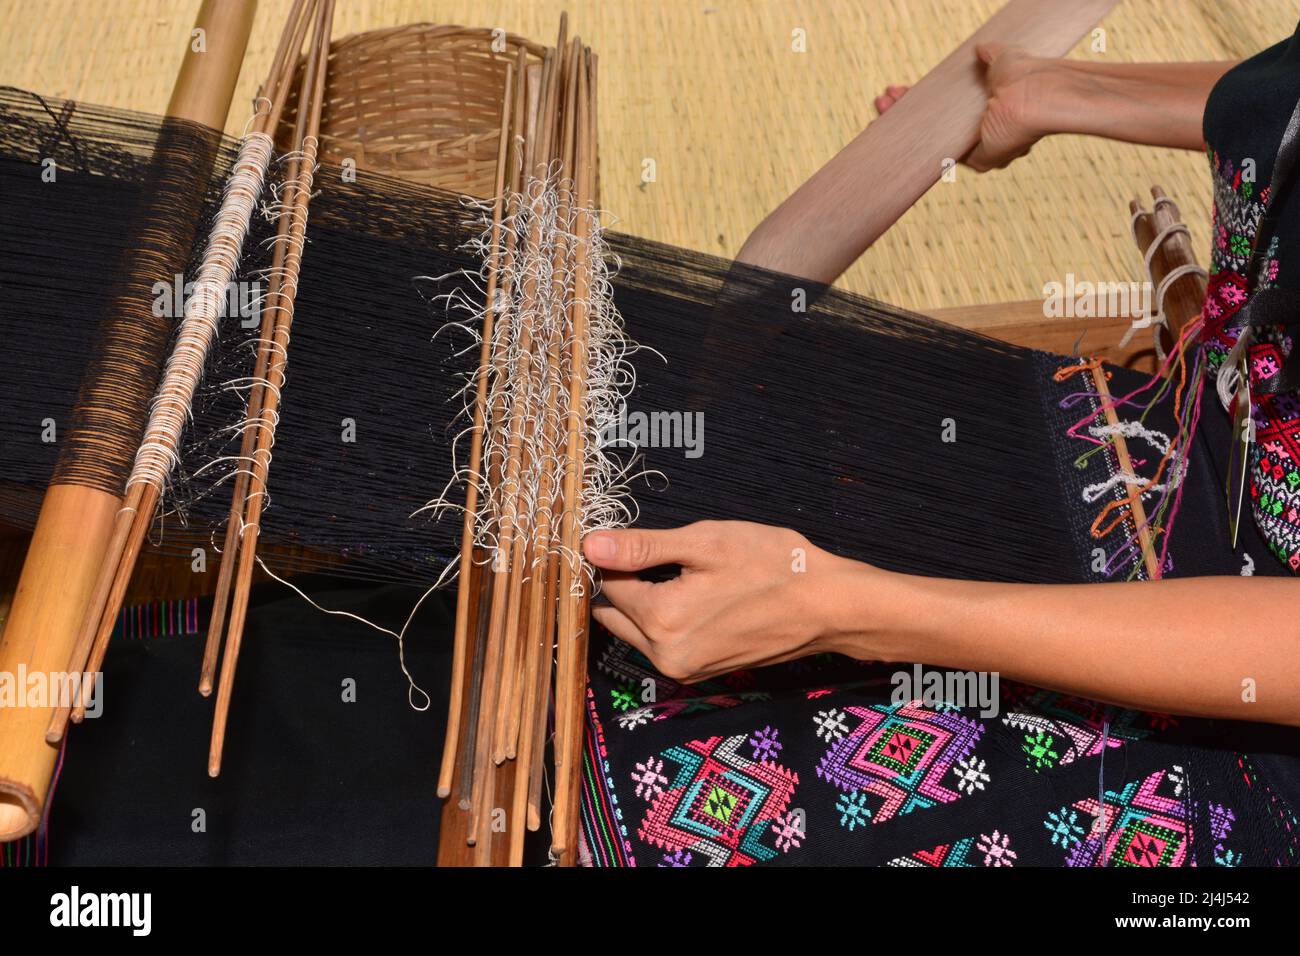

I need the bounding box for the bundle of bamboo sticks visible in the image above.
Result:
[44,0,336,778]
[437,16,600,867]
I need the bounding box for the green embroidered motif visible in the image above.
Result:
[1023,730,1060,771]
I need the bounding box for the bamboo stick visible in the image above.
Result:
[489,45,566,768]
[455,55,538,814]
[552,48,595,863]
[208,0,336,777]
[436,63,517,799]
[467,49,558,852]
[201,0,321,697]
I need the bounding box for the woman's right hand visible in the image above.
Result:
[875,43,1054,172]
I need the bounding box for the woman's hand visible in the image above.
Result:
[583,521,884,683]
[875,43,1054,171]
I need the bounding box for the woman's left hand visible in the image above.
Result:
[582,521,882,683]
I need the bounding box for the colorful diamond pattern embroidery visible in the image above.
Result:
[636,731,799,867]
[816,701,983,824]
[1063,768,1191,867]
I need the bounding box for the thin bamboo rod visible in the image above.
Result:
[489,43,567,768]
[499,39,580,766]
[455,54,538,815]
[1089,362,1162,580]
[552,47,595,864]
[201,0,322,696]
[437,62,516,799]
[467,49,558,855]
[209,0,336,777]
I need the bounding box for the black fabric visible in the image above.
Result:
[48,580,453,865]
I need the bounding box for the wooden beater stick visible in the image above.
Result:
[209,0,336,776]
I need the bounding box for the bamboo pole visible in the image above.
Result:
[0,0,258,841]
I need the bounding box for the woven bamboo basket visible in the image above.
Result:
[279,24,545,196]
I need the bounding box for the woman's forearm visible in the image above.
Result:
[826,564,1300,726]
[1028,59,1236,150]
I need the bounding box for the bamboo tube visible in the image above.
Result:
[737,0,1117,283]
[209,0,336,777]
[0,0,258,841]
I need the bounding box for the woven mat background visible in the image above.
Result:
[2,0,1296,309]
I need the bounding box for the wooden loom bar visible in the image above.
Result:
[736,0,1117,284]
[1088,361,1162,581]
[0,0,258,841]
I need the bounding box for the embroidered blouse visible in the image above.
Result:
[1202,21,1300,569]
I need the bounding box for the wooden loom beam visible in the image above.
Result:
[736,0,1118,285]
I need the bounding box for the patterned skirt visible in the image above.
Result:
[578,630,1300,867]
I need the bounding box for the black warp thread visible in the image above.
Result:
[0,90,1109,587]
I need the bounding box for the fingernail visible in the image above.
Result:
[585,533,617,561]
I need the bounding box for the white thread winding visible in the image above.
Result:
[127,131,275,493]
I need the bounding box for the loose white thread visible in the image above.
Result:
[420,167,649,597]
